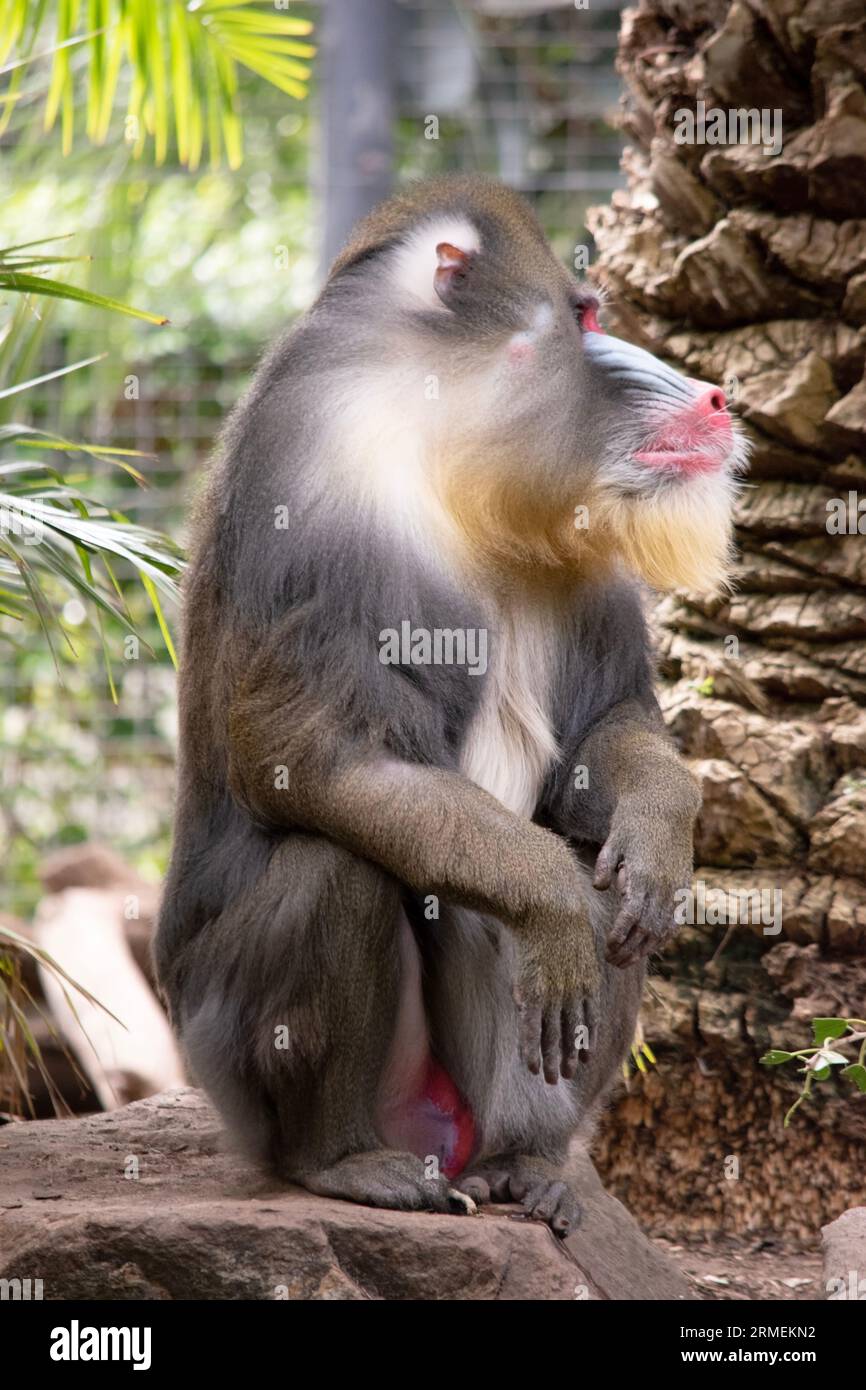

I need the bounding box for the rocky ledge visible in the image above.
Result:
[0,1088,694,1301]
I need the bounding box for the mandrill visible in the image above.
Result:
[155,176,747,1235]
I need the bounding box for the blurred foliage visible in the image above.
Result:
[0,7,316,916]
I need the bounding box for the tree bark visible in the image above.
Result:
[588,0,866,1240]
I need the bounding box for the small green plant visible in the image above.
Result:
[761,1017,866,1126]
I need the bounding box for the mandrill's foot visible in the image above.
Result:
[297,1149,477,1216]
[455,1154,580,1238]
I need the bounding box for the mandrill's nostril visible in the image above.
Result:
[694,386,727,416]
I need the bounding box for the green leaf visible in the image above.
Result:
[812,1018,849,1045]
[841,1063,866,1093]
[0,354,106,401]
[0,234,75,255]
[760,1050,794,1066]
[140,570,178,667]
[0,270,168,324]
[146,0,168,163]
[0,925,124,1025]
[170,0,192,166]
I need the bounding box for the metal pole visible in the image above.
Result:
[319,0,398,277]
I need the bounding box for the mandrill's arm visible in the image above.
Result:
[226,638,599,1079]
[558,697,701,967]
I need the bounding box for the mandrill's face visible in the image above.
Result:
[327,177,748,593]
[571,302,749,595]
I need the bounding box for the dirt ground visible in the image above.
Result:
[657,1235,824,1301]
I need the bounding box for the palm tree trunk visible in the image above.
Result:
[588,0,866,1241]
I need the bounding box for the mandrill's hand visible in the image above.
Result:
[593,798,694,968]
[512,888,600,1085]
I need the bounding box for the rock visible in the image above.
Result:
[40,842,149,894]
[822,1207,866,1299]
[0,1089,694,1301]
[39,840,160,985]
[33,889,185,1109]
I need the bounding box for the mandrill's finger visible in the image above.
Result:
[585,995,599,1054]
[606,897,644,966]
[541,1008,561,1085]
[560,999,581,1078]
[593,841,617,891]
[518,998,543,1074]
[607,935,642,967]
[609,893,643,944]
[611,929,650,967]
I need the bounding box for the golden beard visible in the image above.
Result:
[592,471,738,597]
[437,455,737,598]
[438,464,590,579]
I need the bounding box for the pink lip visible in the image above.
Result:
[634,385,733,476]
[633,447,728,476]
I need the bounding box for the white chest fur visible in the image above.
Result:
[459,599,561,818]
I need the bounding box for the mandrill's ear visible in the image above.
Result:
[434,242,473,305]
[390,219,480,308]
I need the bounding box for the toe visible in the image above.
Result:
[455,1175,491,1205]
[522,1180,581,1238]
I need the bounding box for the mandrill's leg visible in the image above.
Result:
[426,888,645,1237]
[178,834,474,1216]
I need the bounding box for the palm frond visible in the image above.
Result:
[0,295,183,685]
[0,460,184,682]
[2,0,315,168]
[0,242,169,323]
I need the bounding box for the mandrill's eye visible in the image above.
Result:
[571,295,604,335]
